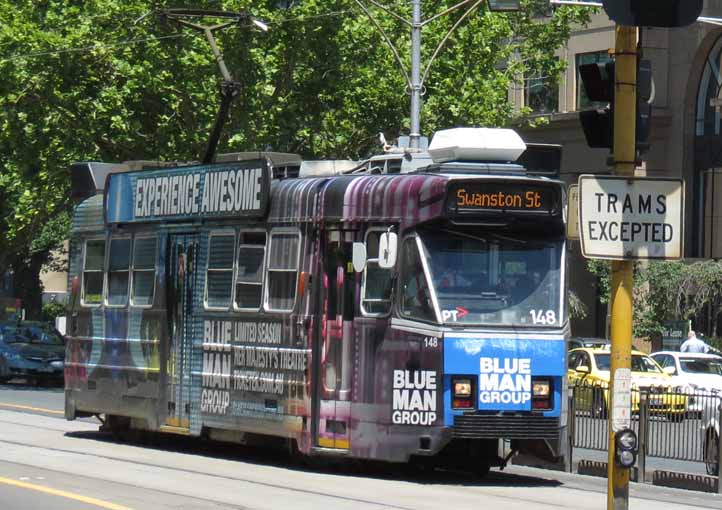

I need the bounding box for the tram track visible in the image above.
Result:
[0,437,414,510]
[0,407,719,510]
[0,410,579,510]
[0,413,416,510]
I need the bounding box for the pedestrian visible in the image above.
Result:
[680,330,715,353]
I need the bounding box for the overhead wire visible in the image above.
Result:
[0,9,356,64]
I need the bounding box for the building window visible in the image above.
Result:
[132,237,157,307]
[361,230,393,316]
[525,74,559,115]
[206,233,235,309]
[236,231,266,310]
[576,51,613,110]
[82,239,105,306]
[265,231,300,312]
[107,237,131,306]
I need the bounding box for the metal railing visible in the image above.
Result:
[568,382,722,490]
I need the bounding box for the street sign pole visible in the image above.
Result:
[607,25,637,510]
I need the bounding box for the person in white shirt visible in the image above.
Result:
[680,330,714,353]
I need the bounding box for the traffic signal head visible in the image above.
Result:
[636,59,653,152]
[614,428,638,468]
[578,58,654,156]
[603,0,703,28]
[578,61,615,150]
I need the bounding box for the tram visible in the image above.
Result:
[65,127,569,473]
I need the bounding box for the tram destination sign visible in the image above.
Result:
[445,181,561,216]
[578,175,684,260]
[105,159,270,224]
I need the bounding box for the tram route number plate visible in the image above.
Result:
[611,368,632,432]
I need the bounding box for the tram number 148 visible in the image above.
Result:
[424,337,439,348]
[529,310,557,326]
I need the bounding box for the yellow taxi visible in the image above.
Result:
[568,348,688,421]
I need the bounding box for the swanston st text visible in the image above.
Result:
[456,189,542,209]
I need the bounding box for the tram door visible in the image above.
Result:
[313,231,353,450]
[166,234,199,429]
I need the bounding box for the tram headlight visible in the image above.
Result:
[453,379,472,397]
[532,380,550,397]
[452,377,474,409]
[614,428,638,468]
[531,378,552,410]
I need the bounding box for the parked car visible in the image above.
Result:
[568,348,688,420]
[569,337,609,350]
[650,351,722,416]
[0,321,65,384]
[700,392,720,475]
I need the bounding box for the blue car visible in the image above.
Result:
[0,322,65,384]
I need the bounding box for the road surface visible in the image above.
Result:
[0,382,719,510]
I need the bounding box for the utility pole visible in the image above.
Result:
[353,0,520,151]
[409,0,422,149]
[606,26,637,510]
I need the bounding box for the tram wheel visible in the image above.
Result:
[473,463,491,478]
[106,415,137,442]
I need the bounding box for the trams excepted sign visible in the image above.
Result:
[578,176,684,260]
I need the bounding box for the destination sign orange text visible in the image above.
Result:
[455,189,543,210]
[446,182,557,215]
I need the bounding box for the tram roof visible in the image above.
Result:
[267,171,564,225]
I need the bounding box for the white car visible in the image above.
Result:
[699,394,720,475]
[649,351,722,415]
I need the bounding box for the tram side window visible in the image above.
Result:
[399,237,435,322]
[132,237,157,306]
[236,231,266,310]
[361,231,393,315]
[266,231,300,312]
[107,238,131,306]
[206,234,235,309]
[82,239,105,306]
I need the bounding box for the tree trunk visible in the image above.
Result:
[12,251,48,320]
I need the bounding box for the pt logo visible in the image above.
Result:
[392,370,437,425]
[478,357,532,408]
[442,307,469,322]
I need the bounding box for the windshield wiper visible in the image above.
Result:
[437,228,528,245]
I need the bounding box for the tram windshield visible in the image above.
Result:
[401,228,564,327]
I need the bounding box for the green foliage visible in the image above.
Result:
[568,289,588,320]
[586,259,611,304]
[0,1,592,314]
[42,300,67,323]
[587,258,722,341]
[634,261,686,339]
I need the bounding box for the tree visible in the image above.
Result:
[0,1,592,316]
[587,259,722,342]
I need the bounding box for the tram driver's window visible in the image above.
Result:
[206,234,235,309]
[236,231,266,310]
[399,237,435,322]
[82,239,105,306]
[361,231,392,316]
[107,237,131,306]
[266,231,300,312]
[132,237,157,307]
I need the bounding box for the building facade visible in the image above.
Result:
[514,4,722,336]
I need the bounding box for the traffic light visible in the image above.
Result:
[602,0,703,28]
[579,58,653,155]
[614,428,638,468]
[636,59,652,153]
[578,61,614,150]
